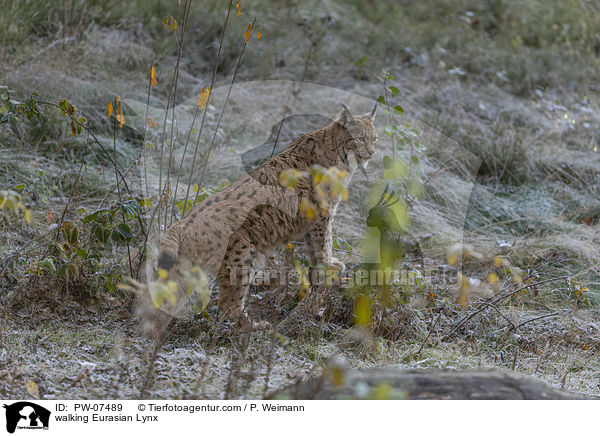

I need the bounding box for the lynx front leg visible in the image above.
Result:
[305,215,346,272]
[217,238,270,330]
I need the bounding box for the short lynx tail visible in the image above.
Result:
[157,230,180,270]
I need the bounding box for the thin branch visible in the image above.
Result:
[513,312,560,330]
[417,311,443,356]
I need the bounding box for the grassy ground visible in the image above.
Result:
[1,0,600,399]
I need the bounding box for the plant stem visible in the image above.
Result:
[163,0,192,229]
[193,18,256,204]
[181,0,234,218]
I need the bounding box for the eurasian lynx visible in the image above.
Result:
[156,105,378,329]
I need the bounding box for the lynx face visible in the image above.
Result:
[337,110,378,176]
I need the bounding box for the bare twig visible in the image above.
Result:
[262,333,277,399]
[513,311,559,330]
[54,159,85,241]
[511,347,518,370]
[479,301,516,329]
[417,311,442,356]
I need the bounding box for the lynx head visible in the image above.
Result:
[336,104,378,176]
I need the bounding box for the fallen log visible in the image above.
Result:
[271,367,586,400]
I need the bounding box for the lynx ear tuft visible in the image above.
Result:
[339,106,354,126]
[368,103,377,120]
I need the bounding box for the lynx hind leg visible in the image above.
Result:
[217,239,270,330]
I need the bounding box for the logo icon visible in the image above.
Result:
[3,402,50,434]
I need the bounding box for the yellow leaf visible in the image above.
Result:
[151,65,157,87]
[24,208,31,223]
[330,367,345,387]
[509,266,523,284]
[369,383,392,400]
[279,168,304,189]
[236,0,241,16]
[107,100,113,121]
[244,23,252,43]
[115,96,125,128]
[157,268,168,280]
[170,17,178,32]
[340,187,348,202]
[494,256,508,267]
[488,272,499,284]
[447,243,462,266]
[192,183,199,193]
[355,294,370,326]
[299,198,316,220]
[146,116,158,128]
[163,16,169,29]
[257,24,261,39]
[457,273,470,307]
[26,380,40,399]
[275,333,289,346]
[197,86,210,108]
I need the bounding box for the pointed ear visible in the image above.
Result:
[367,103,377,120]
[339,107,354,126]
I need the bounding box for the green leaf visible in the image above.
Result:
[48,241,64,256]
[414,142,427,152]
[83,210,104,224]
[388,86,400,97]
[411,155,419,164]
[38,258,56,274]
[106,278,115,294]
[376,96,385,104]
[92,223,111,244]
[393,105,404,115]
[110,230,122,243]
[117,223,134,239]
